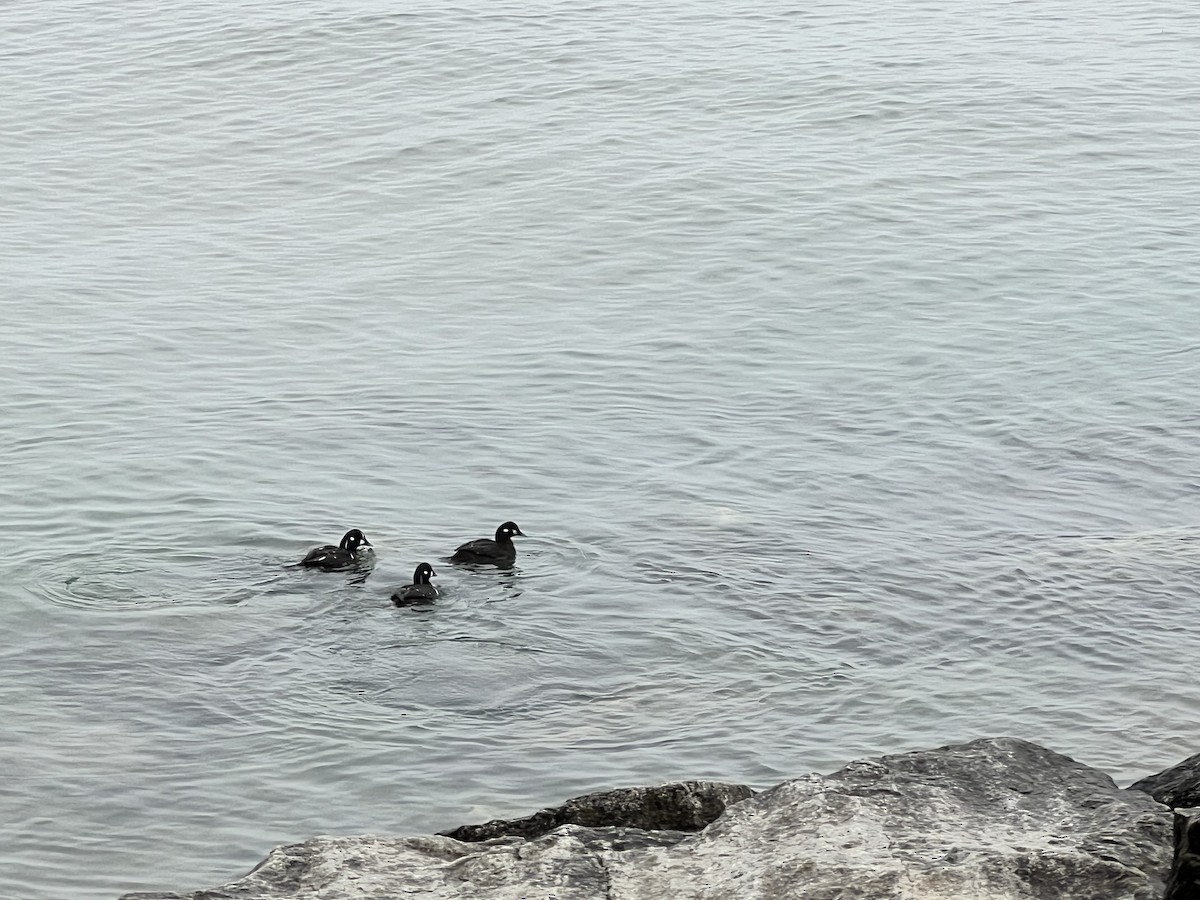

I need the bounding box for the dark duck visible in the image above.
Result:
[449,521,524,566]
[391,562,439,606]
[300,529,373,571]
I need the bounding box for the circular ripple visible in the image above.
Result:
[29,550,303,612]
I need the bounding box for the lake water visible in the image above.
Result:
[3,1,1200,897]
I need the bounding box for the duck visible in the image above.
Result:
[391,562,439,606]
[300,529,373,571]
[449,521,524,566]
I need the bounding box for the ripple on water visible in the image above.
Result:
[28,546,379,612]
[35,554,219,611]
[513,531,604,583]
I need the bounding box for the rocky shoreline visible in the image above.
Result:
[121,737,1200,900]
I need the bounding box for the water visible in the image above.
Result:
[3,1,1200,897]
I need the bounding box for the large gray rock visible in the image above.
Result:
[1132,752,1200,809]
[121,737,1172,900]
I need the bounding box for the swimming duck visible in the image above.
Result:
[391,562,439,606]
[300,529,373,571]
[449,521,524,566]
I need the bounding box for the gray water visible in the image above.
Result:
[4,1,1200,897]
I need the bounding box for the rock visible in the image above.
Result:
[439,780,755,841]
[1131,752,1200,808]
[120,737,1172,900]
[1165,808,1200,900]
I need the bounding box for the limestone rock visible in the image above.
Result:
[1131,751,1200,809]
[120,737,1172,900]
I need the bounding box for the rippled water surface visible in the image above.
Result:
[4,1,1200,897]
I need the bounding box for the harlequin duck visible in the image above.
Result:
[300,529,373,571]
[391,562,439,606]
[449,521,523,566]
